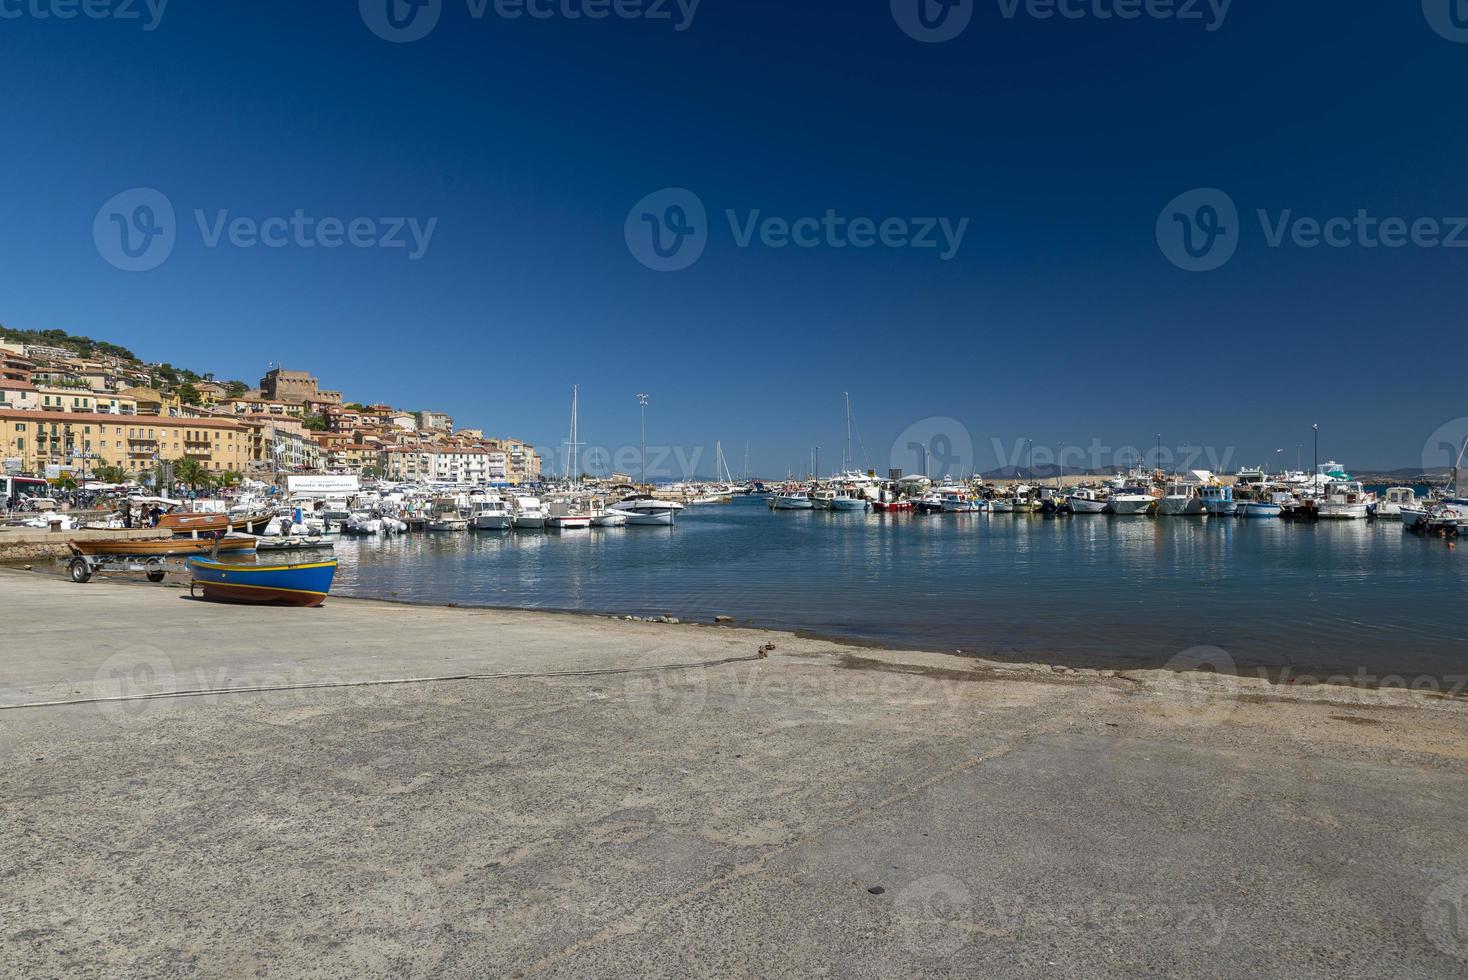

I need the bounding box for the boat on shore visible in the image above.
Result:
[187,556,339,607]
[68,534,257,558]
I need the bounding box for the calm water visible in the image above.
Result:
[328,496,1468,677]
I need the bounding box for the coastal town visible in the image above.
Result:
[0,328,543,489]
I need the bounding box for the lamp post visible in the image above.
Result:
[636,393,648,486]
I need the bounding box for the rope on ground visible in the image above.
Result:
[0,648,772,712]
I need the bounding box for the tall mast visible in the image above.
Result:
[567,384,579,483]
[844,391,852,473]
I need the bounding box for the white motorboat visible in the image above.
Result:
[829,491,872,512]
[770,489,814,510]
[809,488,836,511]
[987,496,1014,513]
[426,497,469,531]
[1235,500,1283,518]
[591,509,627,527]
[545,498,592,530]
[1066,487,1109,514]
[610,494,685,526]
[938,489,980,513]
[511,496,547,529]
[1106,491,1154,515]
[1010,484,1039,513]
[469,495,512,530]
[1374,486,1417,519]
[1156,481,1204,516]
[1317,480,1372,520]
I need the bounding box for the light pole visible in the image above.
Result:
[637,393,648,486]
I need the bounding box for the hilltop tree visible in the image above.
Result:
[177,381,202,406]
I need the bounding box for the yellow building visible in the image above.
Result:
[0,409,250,476]
[36,386,96,413]
[117,386,181,417]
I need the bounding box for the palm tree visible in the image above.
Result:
[171,457,209,491]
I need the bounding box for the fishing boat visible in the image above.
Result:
[1317,480,1372,520]
[187,556,339,607]
[1235,496,1283,518]
[1065,487,1109,514]
[829,490,872,512]
[590,507,628,527]
[938,488,980,513]
[1010,485,1039,513]
[809,488,836,511]
[1374,487,1418,519]
[1199,484,1238,516]
[1156,481,1204,516]
[155,510,274,536]
[610,494,685,526]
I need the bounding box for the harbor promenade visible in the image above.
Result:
[2,569,1466,977]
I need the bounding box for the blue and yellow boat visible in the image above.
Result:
[187,557,339,607]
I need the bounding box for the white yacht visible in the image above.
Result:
[610,494,685,526]
[511,495,547,529]
[469,495,512,530]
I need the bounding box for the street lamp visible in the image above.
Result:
[636,393,648,485]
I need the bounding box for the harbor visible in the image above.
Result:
[2,569,1466,976]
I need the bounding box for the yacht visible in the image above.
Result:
[1065,487,1109,514]
[511,495,547,529]
[469,495,512,530]
[610,494,685,526]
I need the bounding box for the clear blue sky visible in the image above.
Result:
[3,1,1466,476]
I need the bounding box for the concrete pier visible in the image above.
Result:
[2,569,1466,977]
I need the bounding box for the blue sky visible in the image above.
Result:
[3,1,1467,476]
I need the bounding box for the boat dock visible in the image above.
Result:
[3,569,1466,976]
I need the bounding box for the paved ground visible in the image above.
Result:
[2,569,1467,978]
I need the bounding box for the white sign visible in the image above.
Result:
[286,474,360,496]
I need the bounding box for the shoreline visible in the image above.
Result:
[10,562,1468,696]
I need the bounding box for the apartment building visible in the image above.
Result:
[0,410,250,475]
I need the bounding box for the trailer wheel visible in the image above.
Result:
[69,558,93,584]
[146,570,166,583]
[145,558,166,582]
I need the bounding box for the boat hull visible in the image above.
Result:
[830,498,871,511]
[69,536,257,558]
[1107,496,1154,515]
[187,557,338,607]
[470,516,512,530]
[1157,497,1204,516]
[546,516,592,530]
[1067,497,1108,514]
[1235,502,1283,518]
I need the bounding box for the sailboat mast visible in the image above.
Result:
[844,391,852,473]
[568,384,579,483]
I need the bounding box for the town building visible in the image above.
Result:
[0,409,250,476]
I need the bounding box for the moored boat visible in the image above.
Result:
[187,556,339,607]
[610,494,685,526]
[1066,487,1109,514]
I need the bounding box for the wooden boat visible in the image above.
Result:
[254,536,335,553]
[156,511,274,536]
[187,557,339,607]
[68,535,258,558]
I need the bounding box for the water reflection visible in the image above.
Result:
[329,499,1467,676]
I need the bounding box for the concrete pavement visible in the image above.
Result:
[2,569,1466,977]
